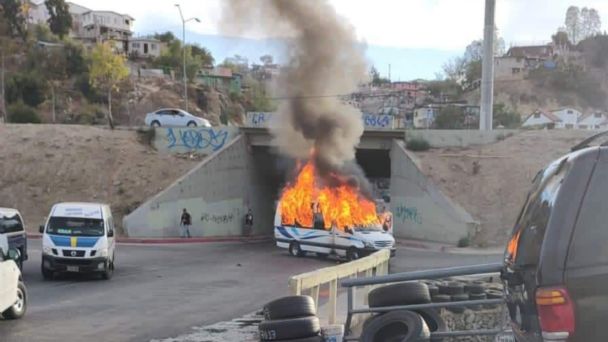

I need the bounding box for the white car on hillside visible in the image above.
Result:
[144,108,211,128]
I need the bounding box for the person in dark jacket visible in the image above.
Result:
[180,208,192,238]
[244,209,253,236]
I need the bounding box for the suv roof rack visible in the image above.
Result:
[571,131,608,152]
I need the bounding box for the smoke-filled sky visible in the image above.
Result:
[70,0,608,79]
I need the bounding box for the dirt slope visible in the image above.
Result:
[415,130,596,246]
[0,124,199,234]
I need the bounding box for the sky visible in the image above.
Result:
[73,0,608,80]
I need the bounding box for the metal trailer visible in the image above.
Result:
[341,263,511,341]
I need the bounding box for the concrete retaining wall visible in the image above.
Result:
[153,126,240,154]
[123,136,274,237]
[390,140,478,243]
[406,129,518,148]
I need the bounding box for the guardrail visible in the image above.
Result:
[341,263,506,340]
[288,249,391,325]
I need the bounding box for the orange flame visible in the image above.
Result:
[279,161,380,230]
[506,229,522,262]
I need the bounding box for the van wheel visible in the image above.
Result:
[41,264,53,280]
[101,260,114,280]
[347,248,360,261]
[187,121,197,127]
[3,282,27,319]
[151,121,161,127]
[289,242,305,257]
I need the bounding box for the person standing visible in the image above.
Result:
[244,209,253,236]
[180,208,192,238]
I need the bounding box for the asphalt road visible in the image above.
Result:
[0,240,501,342]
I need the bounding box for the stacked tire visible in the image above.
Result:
[363,281,448,342]
[259,296,322,342]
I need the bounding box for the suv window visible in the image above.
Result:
[0,214,24,233]
[567,153,608,268]
[507,157,570,267]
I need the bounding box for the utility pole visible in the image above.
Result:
[479,0,496,131]
[175,4,200,112]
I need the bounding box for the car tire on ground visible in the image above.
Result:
[263,296,316,320]
[416,308,447,342]
[151,121,161,127]
[41,263,53,280]
[2,281,27,319]
[431,294,451,303]
[258,316,321,341]
[439,282,465,295]
[448,293,469,314]
[368,281,431,308]
[101,259,114,280]
[346,248,360,261]
[289,242,305,257]
[360,310,430,342]
[187,121,197,127]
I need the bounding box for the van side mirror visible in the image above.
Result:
[107,230,114,237]
[39,225,45,233]
[7,248,20,262]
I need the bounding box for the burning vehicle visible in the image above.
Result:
[274,161,395,260]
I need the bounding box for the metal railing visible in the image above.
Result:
[289,249,390,325]
[341,262,507,340]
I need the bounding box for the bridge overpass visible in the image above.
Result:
[123,118,476,244]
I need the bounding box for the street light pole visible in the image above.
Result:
[175,4,200,112]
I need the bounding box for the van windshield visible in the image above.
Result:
[46,217,104,237]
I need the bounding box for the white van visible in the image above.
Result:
[40,203,116,280]
[274,206,395,260]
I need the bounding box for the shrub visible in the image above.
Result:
[457,237,471,248]
[8,102,41,123]
[406,138,430,151]
[5,72,48,107]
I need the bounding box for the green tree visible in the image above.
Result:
[45,0,72,39]
[7,102,41,123]
[154,31,176,43]
[493,103,521,128]
[0,0,27,40]
[89,42,129,129]
[260,54,273,65]
[370,66,389,86]
[565,6,581,44]
[191,44,214,66]
[6,72,48,107]
[153,40,202,81]
[434,105,466,129]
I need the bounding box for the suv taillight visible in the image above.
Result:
[536,286,575,341]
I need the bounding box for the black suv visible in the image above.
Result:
[502,138,608,342]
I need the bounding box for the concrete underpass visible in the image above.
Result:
[124,127,477,244]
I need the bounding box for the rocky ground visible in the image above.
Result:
[415,129,597,246]
[0,124,199,234]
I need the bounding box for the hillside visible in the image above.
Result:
[415,130,596,246]
[0,124,199,234]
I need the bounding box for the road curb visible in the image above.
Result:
[26,233,272,244]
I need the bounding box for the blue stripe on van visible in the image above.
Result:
[49,235,100,248]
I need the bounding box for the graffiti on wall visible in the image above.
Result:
[246,112,275,127]
[395,203,422,225]
[165,127,232,152]
[363,114,394,129]
[200,212,236,225]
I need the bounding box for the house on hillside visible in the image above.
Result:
[494,56,527,81]
[551,107,583,129]
[522,110,561,128]
[495,44,556,81]
[196,67,242,94]
[413,103,479,129]
[27,1,134,54]
[129,37,164,59]
[577,112,607,130]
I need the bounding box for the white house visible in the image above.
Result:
[551,108,583,129]
[129,38,163,59]
[578,112,608,130]
[522,110,561,128]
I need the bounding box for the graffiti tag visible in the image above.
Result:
[395,204,422,225]
[246,112,274,127]
[201,212,235,225]
[363,114,393,129]
[166,127,229,152]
